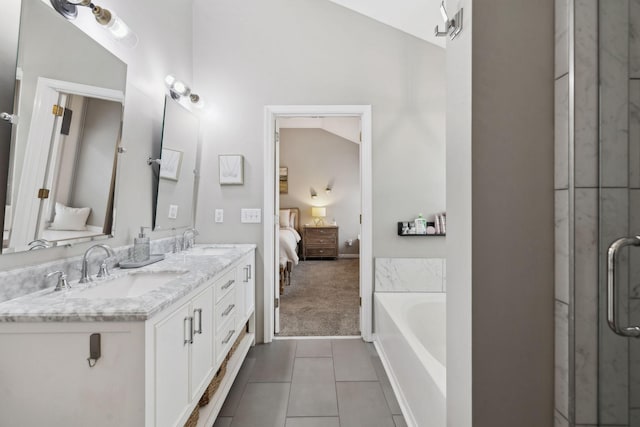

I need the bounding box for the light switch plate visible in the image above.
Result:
[215,209,224,223]
[168,205,178,219]
[241,208,262,223]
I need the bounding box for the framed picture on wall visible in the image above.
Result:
[219,154,244,185]
[279,167,288,194]
[159,148,183,181]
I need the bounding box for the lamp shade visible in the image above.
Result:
[311,207,326,218]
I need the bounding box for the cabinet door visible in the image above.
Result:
[155,303,191,427]
[190,286,214,400]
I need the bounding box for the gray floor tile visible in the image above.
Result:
[332,339,377,381]
[287,382,339,416]
[219,357,256,416]
[293,357,335,384]
[365,342,378,357]
[393,415,408,427]
[371,356,402,415]
[296,339,333,357]
[336,382,395,427]
[249,341,297,382]
[214,417,233,427]
[285,417,340,427]
[230,382,290,427]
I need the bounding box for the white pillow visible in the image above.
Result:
[49,203,91,231]
[279,209,290,228]
[289,211,297,228]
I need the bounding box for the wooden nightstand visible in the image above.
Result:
[302,225,339,260]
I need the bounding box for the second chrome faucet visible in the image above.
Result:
[79,244,116,284]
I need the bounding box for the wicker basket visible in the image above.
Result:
[184,405,199,427]
[226,326,247,362]
[198,359,228,407]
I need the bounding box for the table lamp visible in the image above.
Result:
[311,207,326,226]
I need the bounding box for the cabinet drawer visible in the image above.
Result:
[215,314,236,365]
[305,236,336,246]
[305,247,337,258]
[215,287,237,333]
[215,269,236,303]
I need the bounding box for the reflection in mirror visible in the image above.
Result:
[2,0,127,253]
[152,96,199,231]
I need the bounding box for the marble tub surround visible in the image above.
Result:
[375,258,446,293]
[0,235,187,304]
[0,243,255,322]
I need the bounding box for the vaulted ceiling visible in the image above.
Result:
[327,0,445,48]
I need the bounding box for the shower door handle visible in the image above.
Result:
[607,236,640,337]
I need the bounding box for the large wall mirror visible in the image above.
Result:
[0,0,126,254]
[152,96,199,231]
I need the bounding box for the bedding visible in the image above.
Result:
[279,226,300,266]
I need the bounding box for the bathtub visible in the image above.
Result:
[374,292,446,427]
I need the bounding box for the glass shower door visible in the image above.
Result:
[598,1,640,425]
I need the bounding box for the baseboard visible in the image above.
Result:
[338,254,360,259]
[373,335,418,427]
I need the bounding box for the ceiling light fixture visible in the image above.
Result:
[164,75,203,107]
[50,0,139,48]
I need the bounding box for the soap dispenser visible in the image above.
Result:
[133,227,151,262]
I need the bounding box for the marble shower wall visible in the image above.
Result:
[374,258,446,293]
[555,0,640,425]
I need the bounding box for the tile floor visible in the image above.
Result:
[214,338,406,427]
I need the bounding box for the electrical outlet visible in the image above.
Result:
[215,209,224,223]
[241,208,262,223]
[168,205,178,219]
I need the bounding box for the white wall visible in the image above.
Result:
[0,0,193,270]
[193,0,446,343]
[280,128,360,255]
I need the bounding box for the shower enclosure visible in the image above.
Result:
[599,0,640,425]
[554,1,640,426]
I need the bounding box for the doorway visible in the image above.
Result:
[263,105,372,343]
[276,118,361,336]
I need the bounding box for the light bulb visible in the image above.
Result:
[172,81,190,96]
[98,9,138,48]
[165,75,177,88]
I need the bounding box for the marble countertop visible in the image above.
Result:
[0,244,256,323]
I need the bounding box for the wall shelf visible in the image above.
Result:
[397,221,446,237]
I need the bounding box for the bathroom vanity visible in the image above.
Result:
[0,244,255,427]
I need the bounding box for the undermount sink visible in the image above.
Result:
[185,246,234,256]
[72,270,187,299]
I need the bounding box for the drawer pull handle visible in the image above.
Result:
[221,279,235,290]
[222,304,235,316]
[194,308,203,334]
[222,330,235,344]
[248,264,252,279]
[184,317,193,345]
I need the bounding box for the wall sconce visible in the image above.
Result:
[310,188,318,199]
[325,184,333,194]
[50,0,139,48]
[165,75,203,107]
[311,207,326,226]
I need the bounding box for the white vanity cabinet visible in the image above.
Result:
[0,247,256,427]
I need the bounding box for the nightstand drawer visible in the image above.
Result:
[305,235,337,246]
[305,247,336,258]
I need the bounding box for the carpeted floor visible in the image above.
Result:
[278,259,360,336]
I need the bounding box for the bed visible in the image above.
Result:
[279,207,301,293]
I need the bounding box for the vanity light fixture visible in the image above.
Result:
[164,75,203,106]
[50,0,139,48]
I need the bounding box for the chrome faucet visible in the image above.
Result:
[182,228,199,251]
[28,239,53,250]
[45,270,70,291]
[80,244,116,284]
